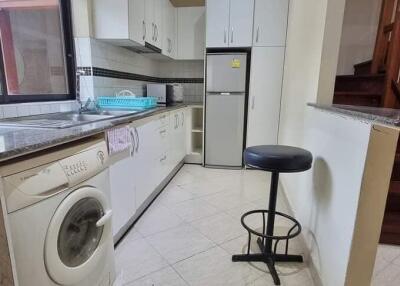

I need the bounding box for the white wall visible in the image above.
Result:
[278,0,348,284]
[336,0,383,75]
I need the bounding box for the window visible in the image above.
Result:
[0,0,75,103]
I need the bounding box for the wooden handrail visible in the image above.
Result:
[384,23,394,33]
[382,10,400,107]
[372,0,397,74]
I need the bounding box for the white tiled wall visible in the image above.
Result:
[76,37,204,103]
[0,101,78,119]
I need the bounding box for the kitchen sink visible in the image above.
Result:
[0,109,153,129]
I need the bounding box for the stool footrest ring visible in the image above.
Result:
[232,209,303,286]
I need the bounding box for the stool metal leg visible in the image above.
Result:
[232,171,303,286]
[265,172,279,254]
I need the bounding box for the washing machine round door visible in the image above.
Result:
[45,186,112,285]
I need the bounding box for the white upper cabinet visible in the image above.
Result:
[253,0,289,47]
[93,0,142,44]
[145,0,163,48]
[93,0,164,49]
[129,0,146,45]
[177,7,206,60]
[162,0,177,58]
[206,0,254,48]
[206,0,230,48]
[229,0,255,47]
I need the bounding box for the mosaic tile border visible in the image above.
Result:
[77,66,203,84]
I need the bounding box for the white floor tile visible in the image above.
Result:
[146,223,216,264]
[178,180,226,197]
[115,238,168,283]
[170,197,221,222]
[173,246,263,286]
[115,166,320,286]
[125,266,188,286]
[191,212,245,244]
[157,185,197,206]
[135,205,184,237]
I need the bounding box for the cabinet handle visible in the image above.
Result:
[134,127,139,152]
[224,29,227,43]
[155,25,158,42]
[143,20,146,40]
[256,27,260,43]
[152,23,155,41]
[181,112,184,127]
[231,27,234,43]
[129,128,136,157]
[160,155,167,162]
[251,96,255,110]
[159,129,167,136]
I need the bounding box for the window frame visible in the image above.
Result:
[0,0,76,104]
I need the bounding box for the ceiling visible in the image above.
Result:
[170,0,205,7]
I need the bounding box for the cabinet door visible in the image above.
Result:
[153,0,163,49]
[133,121,157,210]
[229,0,254,47]
[109,153,136,237]
[206,0,230,48]
[177,7,205,60]
[129,0,146,45]
[246,47,285,147]
[162,0,177,58]
[178,110,187,162]
[253,0,289,47]
[93,0,129,40]
[145,0,155,44]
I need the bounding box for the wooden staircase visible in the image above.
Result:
[333,0,400,244]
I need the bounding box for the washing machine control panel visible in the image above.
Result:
[59,144,108,185]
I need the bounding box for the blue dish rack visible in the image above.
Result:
[96,96,157,110]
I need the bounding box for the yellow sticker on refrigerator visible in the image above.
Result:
[231,59,241,68]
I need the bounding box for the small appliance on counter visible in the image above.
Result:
[147,83,183,106]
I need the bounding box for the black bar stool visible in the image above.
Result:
[232,145,313,285]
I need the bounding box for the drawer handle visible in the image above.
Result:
[160,155,167,162]
[159,129,167,136]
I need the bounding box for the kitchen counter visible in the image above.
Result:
[308,103,400,126]
[0,104,191,163]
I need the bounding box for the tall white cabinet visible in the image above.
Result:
[206,0,254,48]
[246,47,285,147]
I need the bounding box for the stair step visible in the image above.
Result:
[333,91,382,107]
[354,60,372,75]
[380,211,400,244]
[335,74,385,94]
[391,154,400,181]
[385,181,400,211]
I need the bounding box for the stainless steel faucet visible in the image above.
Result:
[76,69,85,109]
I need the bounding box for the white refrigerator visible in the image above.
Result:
[205,53,248,168]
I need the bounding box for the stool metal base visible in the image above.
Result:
[232,237,303,285]
[232,172,304,286]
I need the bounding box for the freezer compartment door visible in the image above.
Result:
[206,54,247,92]
[205,93,245,167]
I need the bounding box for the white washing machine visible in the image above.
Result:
[1,138,116,286]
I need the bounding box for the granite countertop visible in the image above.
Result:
[0,104,195,163]
[308,103,400,127]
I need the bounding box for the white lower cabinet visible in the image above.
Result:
[109,108,188,240]
[109,153,137,237]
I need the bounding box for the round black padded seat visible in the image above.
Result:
[244,145,313,173]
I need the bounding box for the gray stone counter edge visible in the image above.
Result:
[308,103,400,127]
[0,104,198,163]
